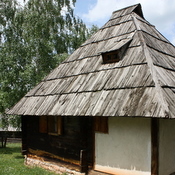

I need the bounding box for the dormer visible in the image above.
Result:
[101,38,132,64]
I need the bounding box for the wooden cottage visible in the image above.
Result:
[7,4,175,175]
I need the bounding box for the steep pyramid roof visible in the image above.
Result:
[7,4,175,118]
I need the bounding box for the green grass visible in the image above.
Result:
[0,143,58,175]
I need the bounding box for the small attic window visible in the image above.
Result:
[101,38,132,64]
[102,50,120,64]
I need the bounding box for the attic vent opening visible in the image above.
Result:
[102,50,120,63]
[133,4,144,19]
[101,38,132,64]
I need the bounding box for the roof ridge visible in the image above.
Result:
[131,13,170,117]
[112,3,144,19]
[112,3,140,14]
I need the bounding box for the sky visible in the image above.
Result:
[17,0,175,45]
[74,0,175,45]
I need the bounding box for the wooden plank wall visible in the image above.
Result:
[23,116,93,168]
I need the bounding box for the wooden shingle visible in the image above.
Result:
[7,4,175,118]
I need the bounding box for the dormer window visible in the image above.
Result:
[102,50,120,63]
[101,38,132,64]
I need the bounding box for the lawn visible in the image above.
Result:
[0,143,58,175]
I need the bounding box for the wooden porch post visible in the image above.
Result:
[151,118,159,175]
[21,116,28,155]
[80,149,88,173]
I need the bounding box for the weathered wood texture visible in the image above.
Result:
[22,116,93,167]
[7,4,175,118]
[151,118,159,175]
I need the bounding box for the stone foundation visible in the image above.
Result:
[25,156,85,175]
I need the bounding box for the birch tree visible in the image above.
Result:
[0,0,98,129]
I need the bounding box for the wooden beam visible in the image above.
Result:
[21,116,28,155]
[151,118,159,175]
[80,150,88,173]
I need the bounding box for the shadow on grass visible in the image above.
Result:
[15,155,24,159]
[0,144,21,154]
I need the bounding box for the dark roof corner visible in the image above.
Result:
[111,4,145,20]
[133,4,145,19]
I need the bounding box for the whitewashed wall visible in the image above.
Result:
[95,117,151,175]
[159,119,175,175]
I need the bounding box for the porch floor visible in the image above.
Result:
[88,170,111,175]
[26,154,112,175]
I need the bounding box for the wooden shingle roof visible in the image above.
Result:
[7,4,175,118]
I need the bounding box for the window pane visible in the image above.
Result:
[95,117,108,133]
[48,116,62,135]
[39,116,48,133]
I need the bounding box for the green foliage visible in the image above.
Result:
[0,114,21,130]
[0,0,99,129]
[0,143,58,174]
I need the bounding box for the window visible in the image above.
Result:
[39,116,48,133]
[48,116,62,135]
[102,50,120,64]
[95,116,108,133]
[101,38,132,64]
[39,116,62,135]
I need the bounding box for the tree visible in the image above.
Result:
[0,0,98,129]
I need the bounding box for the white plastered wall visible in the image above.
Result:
[159,119,175,175]
[95,117,151,175]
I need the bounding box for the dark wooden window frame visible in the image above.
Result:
[102,50,120,64]
[94,116,108,134]
[39,116,48,133]
[39,116,62,136]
